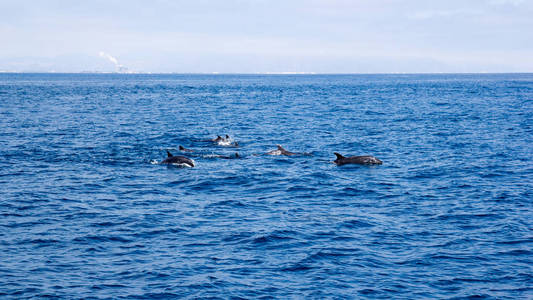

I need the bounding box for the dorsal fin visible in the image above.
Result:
[334,152,345,160]
[235,152,239,158]
[225,134,230,139]
[167,150,173,157]
[179,145,184,150]
[277,144,285,151]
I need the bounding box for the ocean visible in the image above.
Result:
[0,73,532,299]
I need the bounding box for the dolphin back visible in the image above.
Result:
[161,152,195,167]
[334,152,345,160]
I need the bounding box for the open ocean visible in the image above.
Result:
[0,73,532,299]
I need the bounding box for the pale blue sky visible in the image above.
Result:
[1,0,532,73]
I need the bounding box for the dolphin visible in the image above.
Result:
[179,145,195,152]
[266,145,311,156]
[194,135,224,142]
[333,152,382,166]
[213,135,231,142]
[212,135,224,142]
[212,153,240,159]
[215,135,239,147]
[161,151,195,167]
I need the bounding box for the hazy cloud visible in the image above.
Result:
[489,0,525,6]
[0,0,532,73]
[409,9,482,20]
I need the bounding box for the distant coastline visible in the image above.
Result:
[1,71,532,75]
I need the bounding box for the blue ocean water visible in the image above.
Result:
[0,73,532,299]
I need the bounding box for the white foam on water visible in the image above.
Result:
[217,140,231,146]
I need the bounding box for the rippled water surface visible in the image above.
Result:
[1,73,532,299]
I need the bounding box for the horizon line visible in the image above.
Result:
[1,71,532,75]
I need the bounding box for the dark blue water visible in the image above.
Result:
[1,73,532,299]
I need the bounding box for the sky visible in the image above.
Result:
[0,0,532,73]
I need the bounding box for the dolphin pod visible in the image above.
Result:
[160,136,382,167]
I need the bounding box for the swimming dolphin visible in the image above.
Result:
[333,152,382,166]
[213,135,231,142]
[161,151,195,167]
[179,145,195,152]
[212,135,224,142]
[212,153,240,159]
[214,135,239,147]
[266,145,311,156]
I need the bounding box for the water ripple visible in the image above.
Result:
[0,73,532,298]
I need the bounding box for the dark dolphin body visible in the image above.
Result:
[161,151,195,167]
[266,145,311,156]
[179,145,195,152]
[212,153,240,159]
[333,152,382,166]
[212,135,224,142]
[211,135,231,142]
[194,135,224,142]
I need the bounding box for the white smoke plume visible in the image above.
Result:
[98,51,129,72]
[99,51,118,65]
